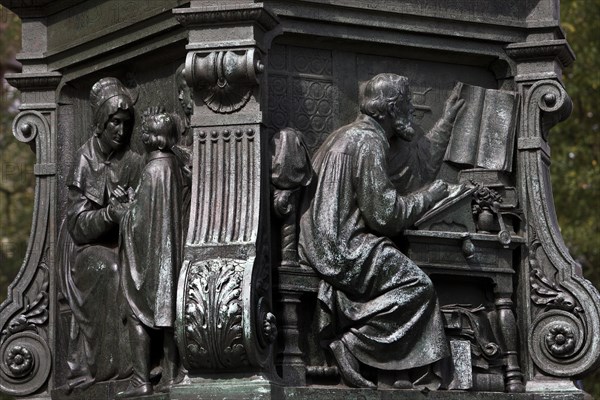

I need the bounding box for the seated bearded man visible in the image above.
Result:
[299,73,463,389]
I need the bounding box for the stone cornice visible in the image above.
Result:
[505,40,575,68]
[5,72,62,91]
[174,3,279,31]
[0,0,86,18]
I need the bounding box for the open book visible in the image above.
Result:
[444,83,519,172]
[415,183,476,227]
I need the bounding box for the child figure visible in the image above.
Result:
[116,109,184,398]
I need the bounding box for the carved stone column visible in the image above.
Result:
[172,3,281,398]
[0,70,61,398]
[506,38,600,391]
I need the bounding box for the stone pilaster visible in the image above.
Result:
[0,70,62,398]
[506,38,600,392]
[172,3,281,398]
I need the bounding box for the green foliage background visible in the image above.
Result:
[0,1,598,399]
[1,6,33,400]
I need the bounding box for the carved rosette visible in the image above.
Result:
[0,332,51,396]
[176,257,274,371]
[0,262,51,395]
[517,79,600,377]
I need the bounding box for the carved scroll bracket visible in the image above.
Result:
[172,2,280,383]
[184,48,264,114]
[0,266,51,396]
[176,257,275,371]
[174,3,280,116]
[515,79,600,378]
[0,71,61,398]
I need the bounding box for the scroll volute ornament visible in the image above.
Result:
[184,48,264,113]
[519,80,600,377]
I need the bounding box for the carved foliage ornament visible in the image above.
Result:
[527,228,590,376]
[179,258,248,370]
[177,256,276,372]
[0,266,51,396]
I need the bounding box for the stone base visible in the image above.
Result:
[50,381,590,400]
[169,375,283,400]
[51,380,168,400]
[281,387,589,400]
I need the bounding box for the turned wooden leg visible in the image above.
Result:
[275,290,306,385]
[495,290,525,393]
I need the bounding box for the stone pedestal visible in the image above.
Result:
[0,1,598,399]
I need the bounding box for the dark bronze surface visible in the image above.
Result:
[0,1,597,399]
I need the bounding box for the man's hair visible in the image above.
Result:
[359,73,410,121]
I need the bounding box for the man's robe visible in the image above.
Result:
[299,114,450,371]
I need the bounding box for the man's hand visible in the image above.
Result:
[428,179,449,203]
[442,84,465,124]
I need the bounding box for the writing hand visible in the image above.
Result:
[429,179,449,202]
[127,187,136,202]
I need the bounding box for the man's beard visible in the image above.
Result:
[393,117,415,142]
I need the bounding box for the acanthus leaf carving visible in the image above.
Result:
[179,258,249,371]
[530,268,581,314]
[1,264,49,346]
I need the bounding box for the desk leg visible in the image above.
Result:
[276,290,306,385]
[495,292,525,392]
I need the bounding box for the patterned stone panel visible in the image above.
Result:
[267,45,335,154]
[268,74,289,133]
[290,48,333,76]
[291,78,334,153]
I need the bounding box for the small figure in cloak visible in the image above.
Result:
[116,109,184,398]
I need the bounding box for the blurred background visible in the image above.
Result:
[0,1,598,398]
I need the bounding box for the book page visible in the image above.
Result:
[416,183,475,224]
[476,90,519,171]
[443,83,486,166]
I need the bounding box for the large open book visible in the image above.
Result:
[444,83,519,172]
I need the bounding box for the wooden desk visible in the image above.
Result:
[274,230,525,391]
